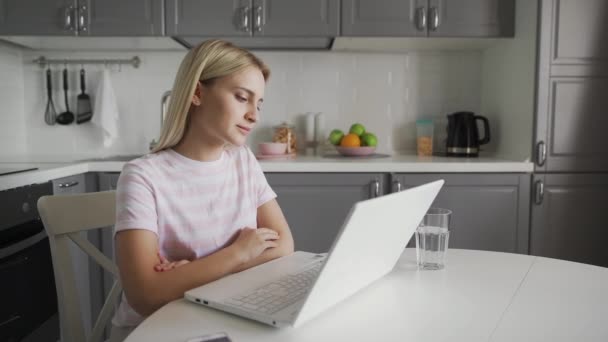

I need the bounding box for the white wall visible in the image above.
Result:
[0,48,484,160]
[0,41,27,157]
[481,0,538,161]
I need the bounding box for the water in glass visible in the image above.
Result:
[416,225,450,270]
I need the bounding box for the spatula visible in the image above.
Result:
[76,68,93,124]
[56,67,75,125]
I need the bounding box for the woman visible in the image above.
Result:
[110,40,294,341]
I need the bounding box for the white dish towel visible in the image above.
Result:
[92,69,119,147]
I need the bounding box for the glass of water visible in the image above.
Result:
[415,208,452,270]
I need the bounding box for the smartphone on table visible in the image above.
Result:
[185,332,232,342]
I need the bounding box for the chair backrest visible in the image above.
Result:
[38,190,121,342]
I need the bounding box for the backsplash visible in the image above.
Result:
[0,42,27,157]
[0,44,483,160]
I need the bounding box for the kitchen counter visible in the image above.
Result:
[0,154,534,192]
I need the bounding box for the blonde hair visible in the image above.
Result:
[152,39,270,153]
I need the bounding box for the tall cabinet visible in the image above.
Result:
[531,0,608,267]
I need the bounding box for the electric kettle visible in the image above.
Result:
[446,111,490,157]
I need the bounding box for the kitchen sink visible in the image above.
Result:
[84,154,143,162]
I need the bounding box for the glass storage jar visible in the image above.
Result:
[272,122,297,154]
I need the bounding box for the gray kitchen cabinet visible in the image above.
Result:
[530,174,608,268]
[539,0,608,74]
[165,0,249,37]
[341,0,514,37]
[394,173,531,254]
[253,0,339,36]
[341,0,427,37]
[535,0,608,172]
[266,173,387,253]
[166,0,339,37]
[52,173,87,194]
[0,0,162,36]
[426,0,515,37]
[0,0,75,35]
[535,77,608,172]
[80,0,163,36]
[98,171,120,191]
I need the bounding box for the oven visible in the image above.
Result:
[0,181,59,342]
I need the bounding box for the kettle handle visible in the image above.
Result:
[475,115,491,145]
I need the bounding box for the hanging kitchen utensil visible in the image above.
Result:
[76,68,93,124]
[44,67,57,125]
[56,67,75,125]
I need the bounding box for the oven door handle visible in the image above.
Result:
[0,230,48,260]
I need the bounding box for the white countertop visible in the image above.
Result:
[0,154,534,191]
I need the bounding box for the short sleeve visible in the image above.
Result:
[245,147,277,207]
[114,162,159,236]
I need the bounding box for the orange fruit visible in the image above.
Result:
[340,133,361,147]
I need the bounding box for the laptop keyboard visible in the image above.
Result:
[224,261,323,314]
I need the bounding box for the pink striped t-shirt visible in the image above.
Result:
[111,145,276,327]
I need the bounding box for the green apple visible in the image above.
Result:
[349,123,366,136]
[361,132,378,147]
[328,129,345,146]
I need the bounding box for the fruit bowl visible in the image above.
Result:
[335,146,376,157]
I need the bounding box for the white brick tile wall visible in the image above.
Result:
[0,42,26,158]
[0,47,482,159]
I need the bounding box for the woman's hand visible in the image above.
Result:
[231,227,279,264]
[154,252,190,272]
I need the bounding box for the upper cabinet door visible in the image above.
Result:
[0,0,77,35]
[341,0,427,37]
[81,0,163,36]
[546,0,608,72]
[535,77,608,172]
[427,0,515,37]
[253,0,339,36]
[166,0,251,36]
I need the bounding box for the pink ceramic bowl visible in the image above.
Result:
[335,146,376,157]
[258,142,287,155]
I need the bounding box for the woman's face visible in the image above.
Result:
[189,66,265,147]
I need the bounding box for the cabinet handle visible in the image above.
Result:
[78,5,87,32]
[59,181,79,188]
[536,141,546,167]
[392,179,402,192]
[253,6,263,32]
[429,6,439,31]
[370,180,380,198]
[240,6,251,32]
[0,315,21,328]
[415,7,427,31]
[534,180,544,205]
[64,5,76,32]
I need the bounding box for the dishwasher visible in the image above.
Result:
[0,181,60,342]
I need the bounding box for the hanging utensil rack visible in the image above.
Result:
[33,56,141,68]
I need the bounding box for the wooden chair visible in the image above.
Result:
[38,190,121,342]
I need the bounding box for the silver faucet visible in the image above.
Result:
[149,91,171,151]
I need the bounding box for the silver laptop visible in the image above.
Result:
[185,180,444,328]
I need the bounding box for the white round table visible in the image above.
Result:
[125,249,608,342]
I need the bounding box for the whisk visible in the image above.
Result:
[44,67,57,125]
